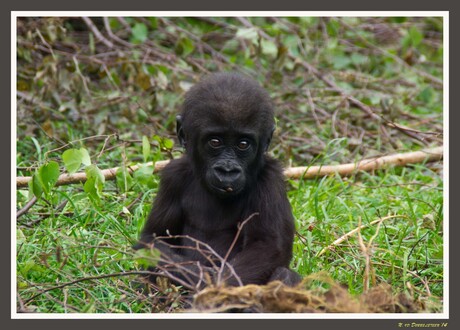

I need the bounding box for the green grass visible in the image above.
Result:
[290,165,443,302]
[16,161,443,313]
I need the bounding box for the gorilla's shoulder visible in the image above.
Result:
[256,156,287,191]
[159,157,192,182]
[262,156,285,177]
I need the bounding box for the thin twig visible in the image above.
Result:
[81,17,114,48]
[317,214,407,257]
[23,270,159,305]
[23,200,69,227]
[16,196,38,219]
[144,234,244,288]
[102,17,133,48]
[218,213,259,284]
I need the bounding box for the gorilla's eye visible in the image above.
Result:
[209,138,223,148]
[237,140,250,150]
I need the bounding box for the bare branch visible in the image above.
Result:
[16,196,38,219]
[16,160,169,188]
[284,146,443,180]
[23,270,159,305]
[140,233,245,290]
[81,17,114,49]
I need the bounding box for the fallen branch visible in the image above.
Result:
[16,160,170,188]
[16,196,38,219]
[16,147,442,188]
[284,146,442,179]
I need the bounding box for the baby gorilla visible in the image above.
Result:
[135,72,301,289]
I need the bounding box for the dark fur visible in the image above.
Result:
[135,72,301,287]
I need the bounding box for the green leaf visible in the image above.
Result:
[137,108,148,121]
[62,149,83,174]
[19,259,36,277]
[142,136,151,163]
[80,148,91,166]
[38,161,60,194]
[408,26,423,47]
[362,95,381,106]
[17,228,26,245]
[134,248,161,268]
[85,164,105,186]
[162,138,174,150]
[418,87,434,104]
[390,17,407,23]
[222,39,240,54]
[351,53,368,66]
[326,20,340,37]
[178,37,195,57]
[28,173,43,198]
[84,177,99,204]
[30,137,42,162]
[149,17,158,29]
[156,70,168,90]
[260,39,278,58]
[84,165,105,203]
[332,56,352,70]
[131,23,148,43]
[81,301,96,313]
[401,34,411,50]
[236,28,258,41]
[153,135,174,150]
[62,148,91,173]
[133,165,155,188]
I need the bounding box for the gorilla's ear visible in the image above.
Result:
[265,125,276,152]
[176,115,186,148]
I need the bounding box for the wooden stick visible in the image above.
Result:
[16,160,170,188]
[283,146,443,179]
[16,147,442,188]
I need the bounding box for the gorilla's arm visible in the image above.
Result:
[134,160,216,288]
[227,163,299,285]
[135,160,185,247]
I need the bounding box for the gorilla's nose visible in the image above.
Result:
[213,163,242,183]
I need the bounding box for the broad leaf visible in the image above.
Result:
[62,149,83,174]
[84,165,105,204]
[236,28,258,42]
[38,161,60,194]
[134,248,161,268]
[28,173,43,198]
[142,136,151,163]
[79,148,91,166]
[133,165,155,189]
[132,23,148,43]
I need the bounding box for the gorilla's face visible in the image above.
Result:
[177,73,275,198]
[199,127,258,197]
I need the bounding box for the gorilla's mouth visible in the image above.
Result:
[210,183,243,196]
